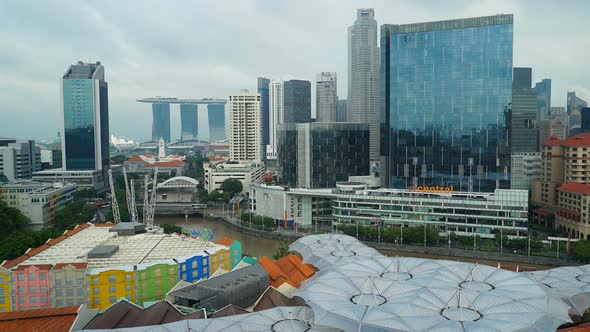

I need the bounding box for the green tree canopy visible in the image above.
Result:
[0,174,8,183]
[272,241,290,260]
[52,201,97,231]
[0,200,30,237]
[220,178,243,197]
[111,155,128,164]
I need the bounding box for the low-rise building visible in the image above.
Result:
[0,181,76,229]
[510,152,542,190]
[556,182,590,239]
[204,160,265,194]
[32,166,122,192]
[0,139,41,181]
[125,154,186,176]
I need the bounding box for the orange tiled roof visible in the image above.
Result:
[53,263,88,269]
[0,305,80,332]
[543,136,563,146]
[25,244,51,257]
[558,322,590,331]
[46,235,68,246]
[557,182,590,195]
[258,255,316,289]
[15,264,53,271]
[127,155,144,162]
[64,227,83,236]
[145,160,186,167]
[216,237,234,246]
[79,223,91,229]
[95,222,116,227]
[2,255,28,268]
[563,133,590,147]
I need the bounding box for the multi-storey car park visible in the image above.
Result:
[0,223,242,312]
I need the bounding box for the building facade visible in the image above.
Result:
[151,104,171,142]
[278,122,370,188]
[203,160,265,194]
[510,152,542,190]
[337,99,348,123]
[533,79,551,120]
[180,104,198,141]
[316,72,337,122]
[228,90,262,163]
[349,8,380,159]
[381,15,513,191]
[136,261,178,305]
[510,68,538,153]
[257,77,270,147]
[0,140,41,181]
[207,104,226,143]
[556,183,590,239]
[0,181,76,228]
[267,79,284,160]
[283,80,311,124]
[333,187,528,237]
[567,91,587,115]
[49,263,87,308]
[13,265,51,311]
[61,61,109,173]
[0,267,11,312]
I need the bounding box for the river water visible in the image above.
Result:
[156,215,553,270]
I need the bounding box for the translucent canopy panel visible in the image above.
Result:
[526,265,590,316]
[82,306,339,332]
[289,234,383,271]
[297,266,571,331]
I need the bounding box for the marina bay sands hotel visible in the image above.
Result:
[137,97,227,143]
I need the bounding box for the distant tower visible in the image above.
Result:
[348,8,380,159]
[228,90,262,162]
[316,72,337,122]
[267,79,284,160]
[61,61,109,172]
[158,138,166,160]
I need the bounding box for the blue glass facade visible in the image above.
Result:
[381,15,513,192]
[152,103,171,142]
[207,104,226,143]
[62,62,109,171]
[257,78,270,145]
[180,104,198,141]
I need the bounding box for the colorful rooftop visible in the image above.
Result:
[258,254,317,288]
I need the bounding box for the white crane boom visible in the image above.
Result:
[108,169,121,224]
[129,178,138,223]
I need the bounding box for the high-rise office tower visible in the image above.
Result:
[180,104,198,141]
[533,79,551,120]
[0,139,41,181]
[151,103,171,142]
[567,91,587,115]
[381,15,513,191]
[207,104,226,142]
[278,123,370,188]
[316,72,337,122]
[283,80,311,124]
[257,77,270,146]
[511,68,538,153]
[61,61,109,172]
[228,90,262,162]
[349,8,380,159]
[267,79,284,160]
[510,68,540,190]
[337,99,348,122]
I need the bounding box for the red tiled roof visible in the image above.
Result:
[563,133,590,147]
[15,264,52,271]
[543,136,563,146]
[2,255,28,268]
[533,207,553,216]
[557,182,590,195]
[53,263,88,269]
[64,227,83,236]
[558,322,590,331]
[127,155,144,162]
[145,160,186,167]
[0,306,81,332]
[95,222,116,227]
[216,237,234,246]
[208,156,226,161]
[46,235,68,246]
[25,244,51,257]
[79,223,91,229]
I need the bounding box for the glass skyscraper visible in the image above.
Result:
[207,104,226,143]
[62,61,109,171]
[381,15,513,192]
[180,104,198,141]
[152,103,171,142]
[283,80,311,124]
[257,77,270,146]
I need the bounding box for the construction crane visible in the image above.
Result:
[108,169,121,224]
[143,168,159,228]
[129,179,138,223]
[122,168,138,223]
[143,173,149,223]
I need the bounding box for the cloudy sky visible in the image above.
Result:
[1,0,588,142]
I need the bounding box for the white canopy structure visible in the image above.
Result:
[296,262,571,331]
[82,306,339,332]
[289,233,383,270]
[525,265,590,316]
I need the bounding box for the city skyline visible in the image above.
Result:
[1,1,589,140]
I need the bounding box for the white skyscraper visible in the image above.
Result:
[316,72,338,122]
[228,89,262,162]
[348,8,380,159]
[267,78,284,160]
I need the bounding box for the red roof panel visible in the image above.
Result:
[557,182,590,195]
[0,306,80,332]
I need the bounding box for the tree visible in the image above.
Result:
[0,200,30,237]
[272,241,290,260]
[574,240,590,263]
[0,174,8,183]
[111,155,128,164]
[73,188,98,201]
[220,178,243,197]
[52,201,96,231]
[161,224,183,234]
